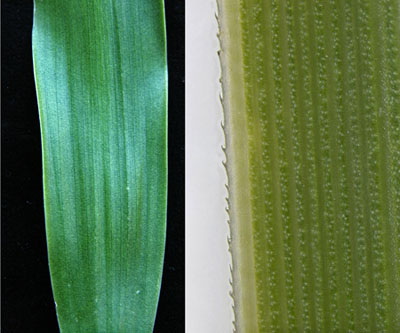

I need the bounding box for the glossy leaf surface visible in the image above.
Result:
[32,1,167,331]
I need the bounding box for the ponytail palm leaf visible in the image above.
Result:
[32,0,167,331]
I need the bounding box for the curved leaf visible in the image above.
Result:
[32,0,167,331]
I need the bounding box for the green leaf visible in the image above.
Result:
[32,1,167,331]
[218,0,400,331]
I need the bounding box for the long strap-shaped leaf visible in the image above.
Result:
[32,1,167,331]
[218,0,400,331]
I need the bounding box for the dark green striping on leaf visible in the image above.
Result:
[32,1,167,332]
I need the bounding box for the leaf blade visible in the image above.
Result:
[32,1,167,331]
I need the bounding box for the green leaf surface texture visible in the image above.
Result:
[218,0,400,331]
[32,1,167,331]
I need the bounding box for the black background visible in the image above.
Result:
[1,1,184,331]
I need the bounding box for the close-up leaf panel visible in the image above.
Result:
[218,0,400,331]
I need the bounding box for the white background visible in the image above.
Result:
[185,0,234,332]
